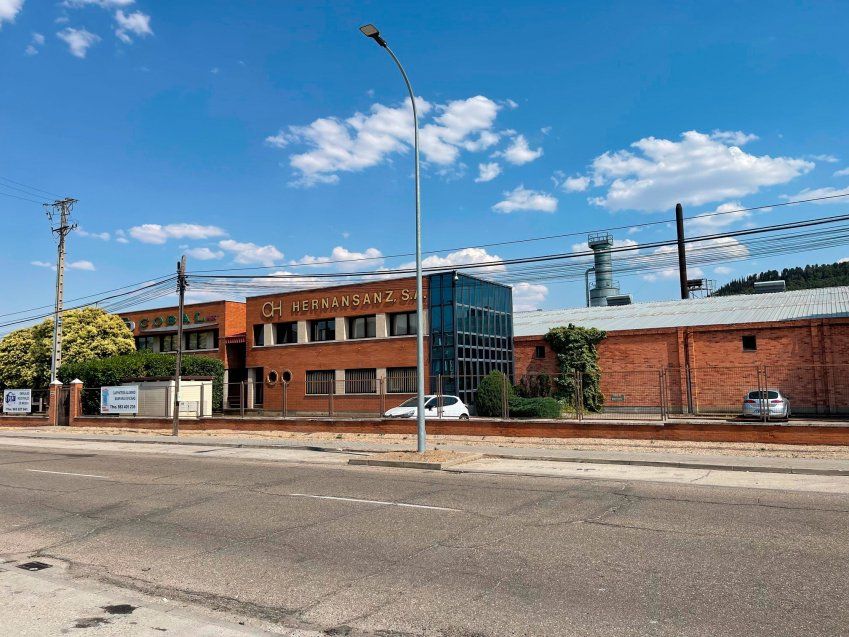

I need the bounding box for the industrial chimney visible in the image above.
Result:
[587,232,621,307]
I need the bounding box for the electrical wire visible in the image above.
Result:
[0,175,64,199]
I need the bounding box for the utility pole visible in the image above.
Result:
[44,198,78,383]
[675,203,689,300]
[172,255,187,436]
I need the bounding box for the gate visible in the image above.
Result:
[57,386,71,426]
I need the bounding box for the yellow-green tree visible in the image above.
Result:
[0,308,135,389]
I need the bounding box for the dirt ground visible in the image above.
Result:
[3,426,849,460]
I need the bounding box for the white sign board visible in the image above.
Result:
[3,389,31,414]
[100,385,138,415]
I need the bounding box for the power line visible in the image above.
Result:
[188,192,849,275]
[0,175,64,199]
[0,189,44,205]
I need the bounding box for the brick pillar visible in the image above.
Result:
[69,379,83,426]
[47,380,62,427]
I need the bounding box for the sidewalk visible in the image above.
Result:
[3,426,849,477]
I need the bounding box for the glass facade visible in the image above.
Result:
[427,273,514,407]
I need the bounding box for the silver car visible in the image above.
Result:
[742,389,791,419]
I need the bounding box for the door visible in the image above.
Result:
[57,387,70,426]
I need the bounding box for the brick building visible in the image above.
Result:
[513,286,849,414]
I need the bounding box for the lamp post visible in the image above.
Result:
[359,23,426,453]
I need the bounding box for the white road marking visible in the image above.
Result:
[288,493,461,512]
[27,469,109,479]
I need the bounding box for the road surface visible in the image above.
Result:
[0,441,847,636]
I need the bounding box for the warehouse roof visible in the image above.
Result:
[513,286,849,335]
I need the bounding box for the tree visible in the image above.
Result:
[475,371,513,417]
[544,324,606,412]
[0,308,135,389]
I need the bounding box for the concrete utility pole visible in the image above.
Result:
[675,203,689,300]
[172,255,187,437]
[44,198,78,383]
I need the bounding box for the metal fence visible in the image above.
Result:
[80,385,210,418]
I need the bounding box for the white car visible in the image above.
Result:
[742,389,791,419]
[384,395,470,420]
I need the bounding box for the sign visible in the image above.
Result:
[263,288,422,319]
[138,311,212,331]
[100,385,139,415]
[3,389,31,414]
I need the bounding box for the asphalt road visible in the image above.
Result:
[1,443,847,637]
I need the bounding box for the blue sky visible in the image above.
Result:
[1,0,848,324]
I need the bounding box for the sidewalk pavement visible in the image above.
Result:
[3,428,849,477]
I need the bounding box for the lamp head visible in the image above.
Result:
[359,23,387,47]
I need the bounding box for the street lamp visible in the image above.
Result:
[359,23,426,453]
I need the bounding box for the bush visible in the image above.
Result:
[508,396,561,419]
[475,371,514,417]
[58,351,225,411]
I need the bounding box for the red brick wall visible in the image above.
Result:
[245,278,430,413]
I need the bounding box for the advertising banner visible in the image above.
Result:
[100,385,139,415]
[3,389,32,414]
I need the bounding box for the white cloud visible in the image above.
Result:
[128,223,227,244]
[834,168,849,177]
[709,130,759,146]
[114,9,152,43]
[63,0,134,7]
[219,239,283,266]
[0,0,24,28]
[57,27,100,58]
[808,154,838,163]
[77,228,110,240]
[585,130,813,212]
[291,246,384,272]
[493,185,557,213]
[475,162,501,183]
[114,229,129,244]
[512,282,548,311]
[401,247,506,275]
[781,185,849,204]
[185,247,224,261]
[714,266,733,275]
[563,175,590,192]
[496,134,543,165]
[686,201,758,232]
[839,257,849,264]
[269,95,507,186]
[69,260,95,271]
[31,260,55,270]
[24,32,44,55]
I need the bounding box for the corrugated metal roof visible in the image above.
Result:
[513,286,849,336]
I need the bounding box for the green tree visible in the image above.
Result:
[475,370,514,417]
[544,324,606,412]
[0,308,135,389]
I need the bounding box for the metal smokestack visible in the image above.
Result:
[676,203,689,300]
[587,232,620,306]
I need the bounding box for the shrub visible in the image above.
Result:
[475,371,514,417]
[545,324,607,412]
[58,351,225,411]
[508,396,561,419]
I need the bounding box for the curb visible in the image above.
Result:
[2,432,848,477]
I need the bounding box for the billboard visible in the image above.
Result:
[100,385,138,415]
[3,389,32,414]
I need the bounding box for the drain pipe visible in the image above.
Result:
[585,267,595,307]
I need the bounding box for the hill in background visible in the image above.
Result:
[714,261,849,296]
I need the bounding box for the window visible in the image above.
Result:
[306,370,335,395]
[186,330,216,351]
[253,324,265,347]
[534,345,546,359]
[274,321,298,345]
[346,368,376,393]
[136,336,155,351]
[742,335,757,351]
[159,334,178,352]
[348,315,376,339]
[389,311,417,336]
[387,367,417,393]
[310,319,335,342]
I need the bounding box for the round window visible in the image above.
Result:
[281,369,293,384]
[266,370,279,385]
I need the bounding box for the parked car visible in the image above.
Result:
[742,389,791,419]
[384,395,470,420]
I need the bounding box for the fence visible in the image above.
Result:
[80,385,210,418]
[0,389,51,417]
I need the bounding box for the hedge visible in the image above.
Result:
[475,371,513,417]
[58,352,225,411]
[508,396,562,419]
